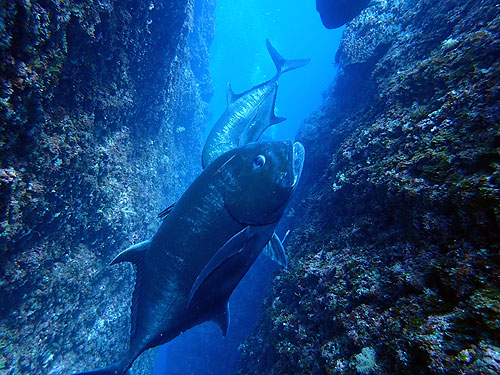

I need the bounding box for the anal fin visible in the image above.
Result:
[213,302,230,337]
[269,85,286,126]
[271,114,287,125]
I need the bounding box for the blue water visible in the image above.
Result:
[155,2,342,374]
[207,0,342,141]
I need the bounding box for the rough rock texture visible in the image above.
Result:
[240,0,500,374]
[0,0,215,373]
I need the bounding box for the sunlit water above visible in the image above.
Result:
[207,0,343,141]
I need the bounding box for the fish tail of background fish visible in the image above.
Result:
[266,39,310,77]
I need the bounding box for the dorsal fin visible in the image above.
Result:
[213,302,230,337]
[130,257,145,340]
[110,240,150,266]
[266,39,311,77]
[226,83,244,105]
[263,232,287,267]
[110,240,149,342]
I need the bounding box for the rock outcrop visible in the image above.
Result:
[240,0,500,373]
[316,0,370,29]
[0,0,215,373]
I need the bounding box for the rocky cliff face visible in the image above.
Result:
[0,0,215,373]
[240,0,500,374]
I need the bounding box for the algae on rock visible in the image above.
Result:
[239,0,500,374]
[0,0,215,374]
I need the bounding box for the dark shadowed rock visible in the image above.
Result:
[240,0,500,374]
[316,0,371,29]
[0,0,216,374]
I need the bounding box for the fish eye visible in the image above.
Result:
[253,155,266,168]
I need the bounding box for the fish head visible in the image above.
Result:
[218,140,305,225]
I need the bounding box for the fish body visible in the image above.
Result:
[201,40,310,168]
[74,140,305,375]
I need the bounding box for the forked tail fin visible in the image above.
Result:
[266,39,310,76]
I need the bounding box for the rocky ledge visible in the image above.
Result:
[239,0,500,374]
[0,0,215,373]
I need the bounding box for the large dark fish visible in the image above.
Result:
[74,140,305,375]
[201,40,310,168]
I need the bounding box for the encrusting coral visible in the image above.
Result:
[239,0,500,374]
[0,0,216,373]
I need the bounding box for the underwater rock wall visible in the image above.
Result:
[240,0,500,374]
[0,0,215,373]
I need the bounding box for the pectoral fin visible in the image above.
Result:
[263,232,287,268]
[187,226,254,307]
